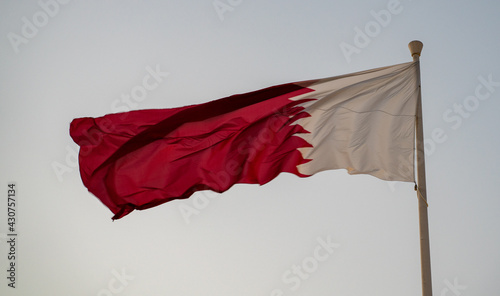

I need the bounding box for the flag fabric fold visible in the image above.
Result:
[70,61,419,219]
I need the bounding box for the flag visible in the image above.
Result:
[70,61,419,219]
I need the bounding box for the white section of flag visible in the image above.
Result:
[292,62,419,182]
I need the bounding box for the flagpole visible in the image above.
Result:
[409,40,433,296]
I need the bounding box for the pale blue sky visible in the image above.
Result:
[1,1,499,295]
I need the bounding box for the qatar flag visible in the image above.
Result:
[70,61,419,220]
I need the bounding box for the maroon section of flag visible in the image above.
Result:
[70,83,316,220]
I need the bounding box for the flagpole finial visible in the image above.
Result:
[408,40,423,61]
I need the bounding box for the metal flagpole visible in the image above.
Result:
[408,40,433,296]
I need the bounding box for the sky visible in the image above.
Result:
[1,0,499,295]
